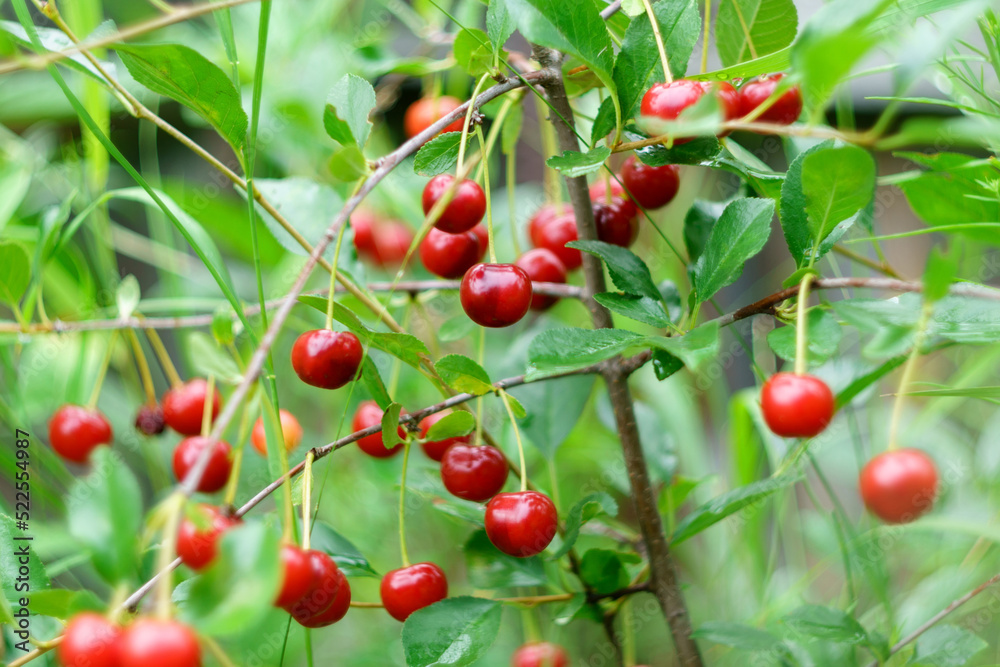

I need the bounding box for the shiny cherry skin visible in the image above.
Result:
[162,379,221,436]
[58,613,122,667]
[532,213,581,270]
[298,569,351,628]
[404,96,464,139]
[275,545,316,609]
[135,404,166,436]
[860,449,939,524]
[351,211,414,268]
[641,80,739,142]
[49,405,113,463]
[291,329,363,390]
[251,408,304,457]
[440,444,509,502]
[419,226,486,279]
[514,249,567,311]
[738,73,802,125]
[528,203,572,248]
[118,618,200,667]
[589,179,629,206]
[511,641,569,667]
[422,175,487,234]
[176,504,239,571]
[352,400,404,458]
[620,155,680,210]
[289,550,342,624]
[380,562,448,622]
[460,263,533,328]
[760,372,835,438]
[593,198,640,248]
[485,491,558,558]
[172,436,233,493]
[419,411,470,461]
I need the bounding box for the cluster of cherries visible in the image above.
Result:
[58,613,200,667]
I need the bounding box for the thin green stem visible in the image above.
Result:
[200,375,216,438]
[701,0,711,74]
[302,450,314,549]
[399,439,412,567]
[475,326,486,447]
[86,330,118,409]
[887,302,933,450]
[640,0,671,82]
[127,329,157,406]
[475,124,497,263]
[500,390,527,492]
[144,326,182,387]
[223,402,253,507]
[457,73,490,174]
[794,274,815,376]
[156,491,185,620]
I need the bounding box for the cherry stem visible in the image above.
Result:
[701,0,711,74]
[144,325,183,388]
[200,375,216,439]
[223,402,253,507]
[641,0,672,84]
[500,390,527,492]
[887,302,932,451]
[506,131,521,256]
[86,330,119,410]
[475,124,498,264]
[156,491,185,620]
[326,180,358,330]
[622,598,636,667]
[388,302,413,398]
[794,274,815,376]
[398,438,412,568]
[536,94,562,207]
[301,450,314,550]
[457,73,490,175]
[127,330,157,406]
[202,636,237,667]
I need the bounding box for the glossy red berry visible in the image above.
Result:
[531,213,581,270]
[528,203,572,248]
[380,562,448,622]
[405,96,464,139]
[641,80,739,142]
[760,372,835,438]
[176,505,238,571]
[289,550,345,626]
[172,436,233,493]
[49,405,113,463]
[620,155,680,210]
[514,249,567,311]
[511,641,569,667]
[352,400,404,458]
[440,444,508,502]
[422,175,487,234]
[275,545,316,609]
[485,491,558,558]
[118,618,200,667]
[135,404,166,436]
[860,449,939,524]
[298,568,351,628]
[737,73,803,125]
[460,263,533,328]
[593,198,640,248]
[419,411,470,461]
[58,613,121,667]
[291,329,363,390]
[589,179,629,206]
[251,408,304,456]
[162,379,221,437]
[419,226,486,279]
[351,211,414,268]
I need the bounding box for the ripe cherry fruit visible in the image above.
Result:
[275,545,316,609]
[589,179,630,207]
[593,198,640,248]
[641,79,739,142]
[737,73,803,126]
[418,411,470,461]
[59,613,121,667]
[251,408,304,456]
[49,405,113,463]
[422,174,487,234]
[176,504,239,571]
[860,448,939,524]
[512,641,569,667]
[172,436,233,493]
[440,444,509,502]
[514,249,567,311]
[380,562,448,622]
[528,203,572,248]
[298,568,351,628]
[404,96,464,139]
[760,372,835,438]
[460,263,533,328]
[419,226,486,279]
[351,211,414,268]
[162,378,221,436]
[620,155,680,210]
[485,491,558,558]
[531,213,581,271]
[352,400,404,458]
[291,329,363,390]
[289,551,350,627]
[118,618,201,667]
[135,404,166,436]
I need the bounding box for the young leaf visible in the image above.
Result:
[782,605,870,645]
[546,146,611,178]
[323,74,376,148]
[402,597,502,667]
[424,411,476,441]
[671,475,798,545]
[414,132,473,177]
[381,402,404,448]
[911,624,987,666]
[486,0,515,49]
[579,549,638,594]
[115,275,140,320]
[512,374,596,459]
[690,198,775,304]
[648,321,721,372]
[328,145,370,182]
[361,356,392,409]
[779,139,833,265]
[717,0,798,67]
[800,144,876,250]
[527,328,646,378]
[453,28,498,77]
[549,492,618,559]
[310,521,380,577]
[0,241,30,307]
[568,240,661,301]
[767,309,842,365]
[435,354,494,395]
[594,292,671,328]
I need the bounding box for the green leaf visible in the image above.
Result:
[115,43,248,151]
[767,309,842,366]
[0,20,115,85]
[414,131,473,177]
[27,589,103,619]
[690,198,775,304]
[692,621,782,650]
[402,597,502,667]
[652,349,685,380]
[487,0,516,49]
[114,276,140,320]
[512,374,596,459]
[328,145,371,182]
[453,28,499,77]
[435,354,494,395]
[186,332,242,384]
[251,178,345,259]
[546,146,611,178]
[649,321,721,372]
[782,605,870,645]
[690,46,791,82]
[182,523,281,636]
[1,514,50,609]
[579,549,637,594]
[527,328,646,378]
[717,0,798,67]
[671,475,798,545]
[779,140,833,265]
[425,411,476,441]
[361,356,392,410]
[0,241,30,307]
[683,200,725,264]
[910,625,987,667]
[923,246,958,304]
[800,144,876,250]
[310,521,380,578]
[463,530,547,589]
[501,103,524,154]
[323,74,376,148]
[903,386,1000,399]
[210,308,235,346]
[67,448,142,583]
[550,492,618,559]
[382,402,405,449]
[568,240,661,301]
[594,292,670,328]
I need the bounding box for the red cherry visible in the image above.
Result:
[404,96,464,139]
[760,372,835,438]
[460,263,532,328]
[49,405,113,463]
[162,379,221,437]
[531,213,581,270]
[593,198,640,248]
[528,203,572,247]
[485,491,558,558]
[172,436,233,493]
[289,550,343,625]
[176,505,238,571]
[291,329,363,390]
[58,613,121,667]
[860,449,939,524]
[620,155,680,210]
[471,224,489,254]
[275,545,316,609]
[640,80,739,142]
[351,211,414,268]
[422,175,487,234]
[251,408,304,456]
[714,81,741,129]
[419,411,470,461]
[299,568,351,628]
[588,179,628,205]
[514,249,567,311]
[380,562,448,622]
[135,404,166,436]
[512,641,569,667]
[352,400,404,458]
[738,73,803,125]
[440,444,508,502]
[419,226,486,279]
[118,618,200,667]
